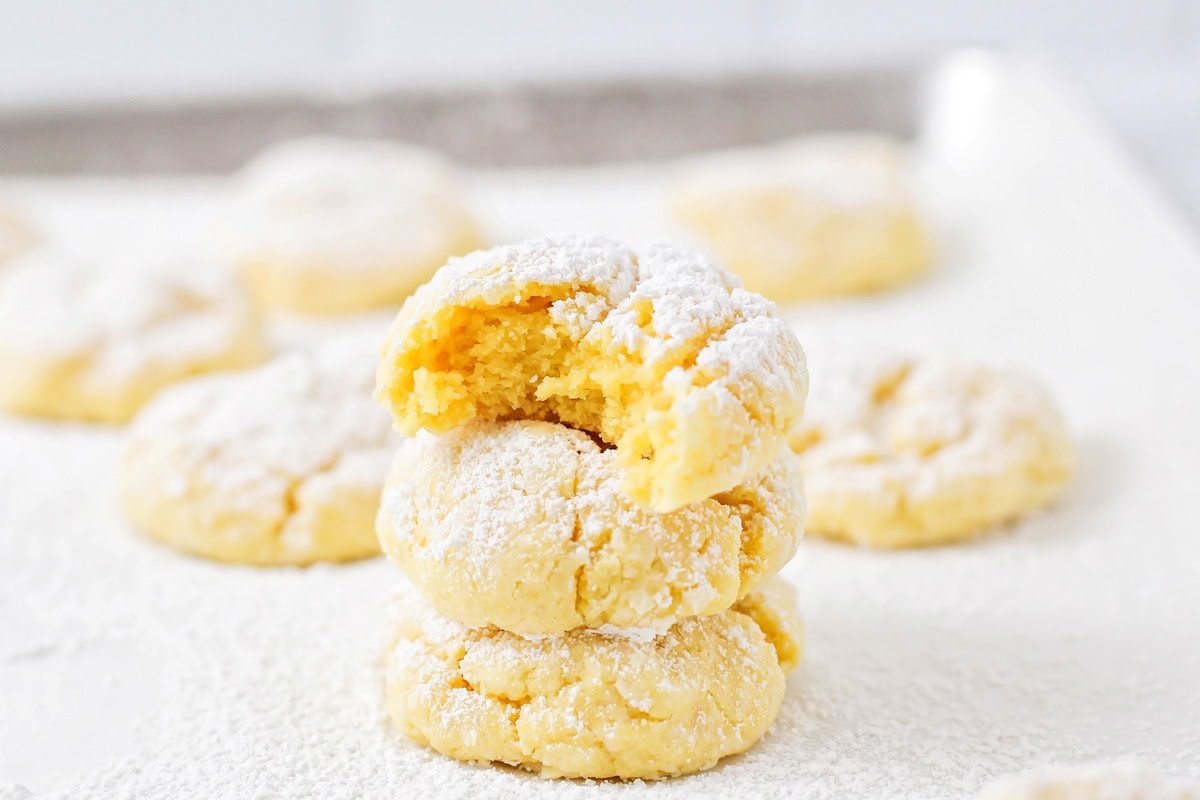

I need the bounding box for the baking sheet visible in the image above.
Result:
[2,52,1199,799]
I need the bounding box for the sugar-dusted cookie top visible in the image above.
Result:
[791,345,1075,548]
[122,338,392,564]
[379,419,804,634]
[226,137,483,314]
[375,234,808,511]
[0,251,266,423]
[384,576,802,780]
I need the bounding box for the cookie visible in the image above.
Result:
[669,133,931,301]
[226,137,484,315]
[121,339,392,565]
[0,252,266,423]
[375,235,808,512]
[978,761,1199,800]
[384,577,802,780]
[790,347,1074,548]
[0,204,40,265]
[378,419,804,634]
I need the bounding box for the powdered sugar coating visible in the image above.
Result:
[121,337,393,564]
[0,250,265,422]
[376,234,808,511]
[378,419,803,634]
[979,761,1200,800]
[384,577,801,780]
[791,345,1075,547]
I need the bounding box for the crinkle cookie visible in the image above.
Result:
[226,137,484,315]
[378,419,804,634]
[384,576,802,780]
[375,235,808,512]
[0,204,40,265]
[121,339,392,565]
[0,252,266,424]
[790,347,1074,548]
[669,133,931,301]
[978,761,1199,800]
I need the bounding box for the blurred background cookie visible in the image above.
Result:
[225,137,484,315]
[669,134,931,302]
[0,251,266,423]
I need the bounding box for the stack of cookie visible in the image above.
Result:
[373,235,810,780]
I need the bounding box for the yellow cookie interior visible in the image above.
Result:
[379,286,732,510]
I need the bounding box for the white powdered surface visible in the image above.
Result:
[2,56,1200,799]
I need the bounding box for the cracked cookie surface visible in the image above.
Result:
[669,134,931,301]
[378,419,804,634]
[790,346,1075,548]
[226,137,484,315]
[375,234,808,512]
[384,576,802,780]
[0,251,266,423]
[120,338,392,565]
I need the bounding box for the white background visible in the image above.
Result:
[0,1,1197,219]
[0,3,1195,211]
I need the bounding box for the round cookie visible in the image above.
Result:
[375,234,808,512]
[226,137,484,315]
[978,761,1199,800]
[0,252,266,424]
[121,339,392,565]
[384,576,803,780]
[0,204,40,265]
[669,133,931,301]
[378,419,804,634]
[789,347,1074,548]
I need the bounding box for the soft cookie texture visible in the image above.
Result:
[978,761,1199,800]
[0,204,39,265]
[0,252,266,423]
[121,339,392,565]
[669,133,930,301]
[227,137,484,315]
[384,577,802,780]
[375,235,808,512]
[790,346,1075,548]
[378,419,804,634]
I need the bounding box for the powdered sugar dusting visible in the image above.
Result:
[0,250,258,388]
[978,760,1200,799]
[126,336,393,509]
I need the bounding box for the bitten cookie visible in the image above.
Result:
[0,204,40,265]
[669,134,931,301]
[0,252,266,423]
[375,235,808,512]
[790,347,1074,548]
[384,577,803,780]
[226,137,484,315]
[121,339,392,565]
[978,761,1199,800]
[378,419,804,634]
